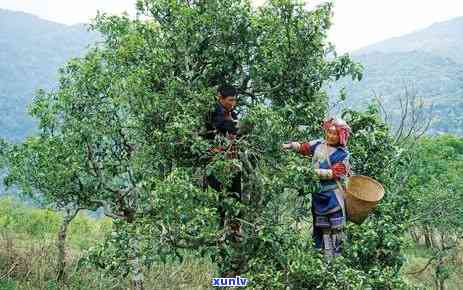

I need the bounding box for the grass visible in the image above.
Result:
[0,198,112,251]
[401,243,463,290]
[0,198,216,289]
[1,198,463,289]
[0,237,215,289]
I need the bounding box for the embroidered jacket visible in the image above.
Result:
[296,139,350,215]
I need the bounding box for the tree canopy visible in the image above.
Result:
[3,1,422,289]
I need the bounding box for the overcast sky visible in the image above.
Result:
[1,0,462,52]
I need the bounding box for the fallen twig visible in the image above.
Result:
[0,260,19,280]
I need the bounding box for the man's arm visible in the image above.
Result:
[212,110,238,137]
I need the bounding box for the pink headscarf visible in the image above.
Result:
[323,117,351,147]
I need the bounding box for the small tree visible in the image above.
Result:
[404,135,463,289]
[3,135,98,281]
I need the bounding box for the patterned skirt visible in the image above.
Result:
[311,189,346,251]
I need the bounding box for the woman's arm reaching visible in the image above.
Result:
[282,140,321,156]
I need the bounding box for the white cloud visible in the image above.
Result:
[329,0,463,52]
[1,0,462,52]
[0,0,136,24]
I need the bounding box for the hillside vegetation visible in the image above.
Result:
[332,17,463,135]
[0,9,98,141]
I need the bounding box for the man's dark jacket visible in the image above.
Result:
[204,103,239,140]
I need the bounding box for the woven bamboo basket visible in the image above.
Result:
[345,175,385,225]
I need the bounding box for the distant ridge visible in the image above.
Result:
[0,9,99,141]
[333,16,463,135]
[353,16,463,63]
[0,9,462,138]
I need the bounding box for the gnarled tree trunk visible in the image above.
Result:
[57,207,80,281]
[128,232,144,290]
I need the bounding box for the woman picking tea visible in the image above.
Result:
[282,117,352,258]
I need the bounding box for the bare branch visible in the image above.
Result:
[0,260,19,280]
[158,224,221,249]
[405,255,439,275]
[406,242,459,275]
[391,87,433,146]
[373,91,389,124]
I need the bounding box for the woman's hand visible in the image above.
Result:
[281,142,294,150]
[282,142,301,151]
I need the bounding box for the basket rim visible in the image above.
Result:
[346,175,385,202]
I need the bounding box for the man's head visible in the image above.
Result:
[218,85,237,111]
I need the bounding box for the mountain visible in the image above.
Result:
[356,17,463,63]
[334,17,463,135]
[1,9,462,139]
[0,9,99,141]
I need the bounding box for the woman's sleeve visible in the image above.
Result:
[298,140,321,156]
[331,162,347,179]
[330,149,350,180]
[315,148,349,180]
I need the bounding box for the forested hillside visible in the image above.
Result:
[0,9,98,141]
[332,17,463,135]
[1,10,462,140]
